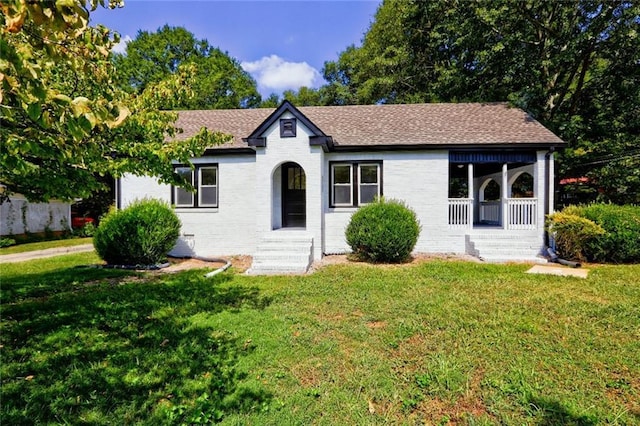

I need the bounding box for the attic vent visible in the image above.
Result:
[280,118,296,138]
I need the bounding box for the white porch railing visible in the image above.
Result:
[448,198,472,228]
[479,201,501,224]
[506,198,537,230]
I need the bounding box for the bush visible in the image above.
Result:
[93,199,181,265]
[571,204,640,263]
[345,198,421,263]
[546,211,605,262]
[74,221,96,238]
[0,237,17,248]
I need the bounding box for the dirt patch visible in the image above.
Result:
[605,371,640,416]
[400,368,493,424]
[84,275,147,287]
[311,253,480,271]
[290,363,323,387]
[160,255,252,274]
[366,321,387,329]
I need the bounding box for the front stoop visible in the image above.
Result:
[466,232,547,263]
[246,231,313,275]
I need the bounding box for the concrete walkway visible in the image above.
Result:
[526,264,589,279]
[0,244,95,263]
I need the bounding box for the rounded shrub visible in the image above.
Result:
[570,204,640,263]
[93,198,181,265]
[345,198,421,263]
[546,211,605,262]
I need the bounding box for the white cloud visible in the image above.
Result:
[112,35,132,55]
[241,55,322,93]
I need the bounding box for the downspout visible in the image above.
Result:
[115,178,121,210]
[544,147,581,267]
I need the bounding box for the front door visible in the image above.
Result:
[282,163,306,228]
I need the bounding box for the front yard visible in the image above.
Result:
[1,254,639,424]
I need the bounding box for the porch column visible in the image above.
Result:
[502,163,508,228]
[468,163,474,227]
[468,163,474,199]
[548,152,555,215]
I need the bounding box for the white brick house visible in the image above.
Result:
[119,101,564,273]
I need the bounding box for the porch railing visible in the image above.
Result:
[448,198,472,228]
[479,201,501,224]
[506,198,537,230]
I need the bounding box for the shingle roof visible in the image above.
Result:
[173,102,564,150]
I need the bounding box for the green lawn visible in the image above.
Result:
[1,255,639,425]
[0,237,92,255]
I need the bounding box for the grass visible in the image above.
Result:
[0,237,92,255]
[1,255,639,425]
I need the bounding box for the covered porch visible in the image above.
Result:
[447,151,552,231]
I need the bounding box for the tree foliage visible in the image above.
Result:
[0,1,228,203]
[323,0,640,203]
[113,25,261,109]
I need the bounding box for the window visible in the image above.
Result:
[198,167,218,207]
[175,167,194,207]
[332,164,352,206]
[358,164,380,204]
[287,165,306,190]
[173,164,218,208]
[330,161,382,207]
[280,118,296,138]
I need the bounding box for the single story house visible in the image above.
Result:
[119,101,564,273]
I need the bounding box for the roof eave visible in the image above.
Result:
[331,141,565,152]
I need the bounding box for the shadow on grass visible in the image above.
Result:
[528,396,597,426]
[0,265,134,304]
[1,268,272,424]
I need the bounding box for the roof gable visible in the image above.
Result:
[243,101,334,151]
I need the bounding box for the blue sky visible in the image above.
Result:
[90,0,380,97]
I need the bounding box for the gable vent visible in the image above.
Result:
[280,118,296,138]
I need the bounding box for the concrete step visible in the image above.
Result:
[471,243,540,252]
[252,252,312,263]
[256,241,312,251]
[475,247,540,256]
[247,262,310,275]
[466,232,545,263]
[479,255,547,264]
[248,231,313,275]
[262,231,311,242]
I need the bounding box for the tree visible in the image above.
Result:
[259,93,280,108]
[323,0,640,203]
[282,86,322,106]
[114,25,261,109]
[0,0,228,203]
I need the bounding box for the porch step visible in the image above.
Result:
[247,231,313,275]
[466,233,546,264]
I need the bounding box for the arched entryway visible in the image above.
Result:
[478,178,501,225]
[510,171,534,198]
[279,162,306,228]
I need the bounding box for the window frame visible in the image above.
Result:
[172,163,219,208]
[197,166,218,207]
[331,163,353,207]
[329,161,382,208]
[357,163,381,205]
[174,166,195,208]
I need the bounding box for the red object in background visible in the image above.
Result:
[72,217,95,228]
[559,177,590,185]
